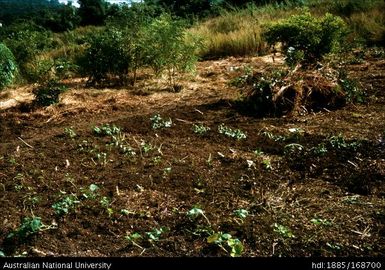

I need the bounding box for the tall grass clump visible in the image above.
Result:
[190,4,301,59]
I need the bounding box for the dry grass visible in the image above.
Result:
[190,6,300,59]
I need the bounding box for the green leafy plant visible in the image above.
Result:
[187,207,211,225]
[150,114,172,129]
[218,124,247,140]
[52,194,80,216]
[262,158,272,170]
[125,232,144,249]
[328,134,360,150]
[7,217,43,240]
[233,209,249,220]
[0,43,18,90]
[64,127,77,139]
[207,232,244,257]
[142,14,202,89]
[254,148,264,156]
[273,223,295,238]
[311,218,332,226]
[145,227,168,242]
[93,124,121,136]
[100,196,114,217]
[311,143,328,156]
[192,124,211,135]
[264,12,347,66]
[33,80,67,107]
[81,184,100,200]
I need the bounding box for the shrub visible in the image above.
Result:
[33,80,67,107]
[1,22,54,81]
[264,12,347,66]
[78,28,130,86]
[142,14,202,89]
[0,43,17,90]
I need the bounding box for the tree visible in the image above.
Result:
[78,0,107,26]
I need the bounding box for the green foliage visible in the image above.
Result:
[79,28,130,86]
[142,14,202,88]
[0,43,17,90]
[7,217,43,240]
[233,209,249,219]
[273,223,295,238]
[331,0,381,16]
[52,194,80,216]
[33,80,67,107]
[264,12,347,65]
[218,124,247,140]
[328,134,360,150]
[207,232,244,257]
[150,114,173,129]
[1,23,54,81]
[192,124,211,135]
[93,124,121,136]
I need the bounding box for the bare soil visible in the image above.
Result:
[0,52,384,257]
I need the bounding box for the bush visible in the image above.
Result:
[0,43,18,90]
[264,12,347,66]
[1,22,54,81]
[142,14,202,89]
[33,80,67,107]
[78,28,131,86]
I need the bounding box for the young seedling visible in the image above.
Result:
[150,114,172,129]
[187,207,211,225]
[64,127,77,139]
[93,124,121,136]
[311,218,332,226]
[7,217,55,240]
[262,158,272,170]
[52,194,80,216]
[207,232,244,257]
[254,148,264,156]
[311,143,328,156]
[145,227,168,243]
[100,196,114,217]
[125,232,144,250]
[192,124,211,135]
[273,223,295,238]
[218,124,247,140]
[234,209,249,220]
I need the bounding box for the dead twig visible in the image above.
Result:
[17,137,34,149]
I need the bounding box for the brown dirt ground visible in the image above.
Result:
[0,52,384,257]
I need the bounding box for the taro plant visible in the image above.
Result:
[52,194,80,216]
[93,124,121,136]
[150,114,172,129]
[7,217,45,240]
[192,124,211,135]
[273,223,295,238]
[100,196,114,217]
[207,232,244,257]
[328,134,360,150]
[218,124,247,140]
[187,207,211,225]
